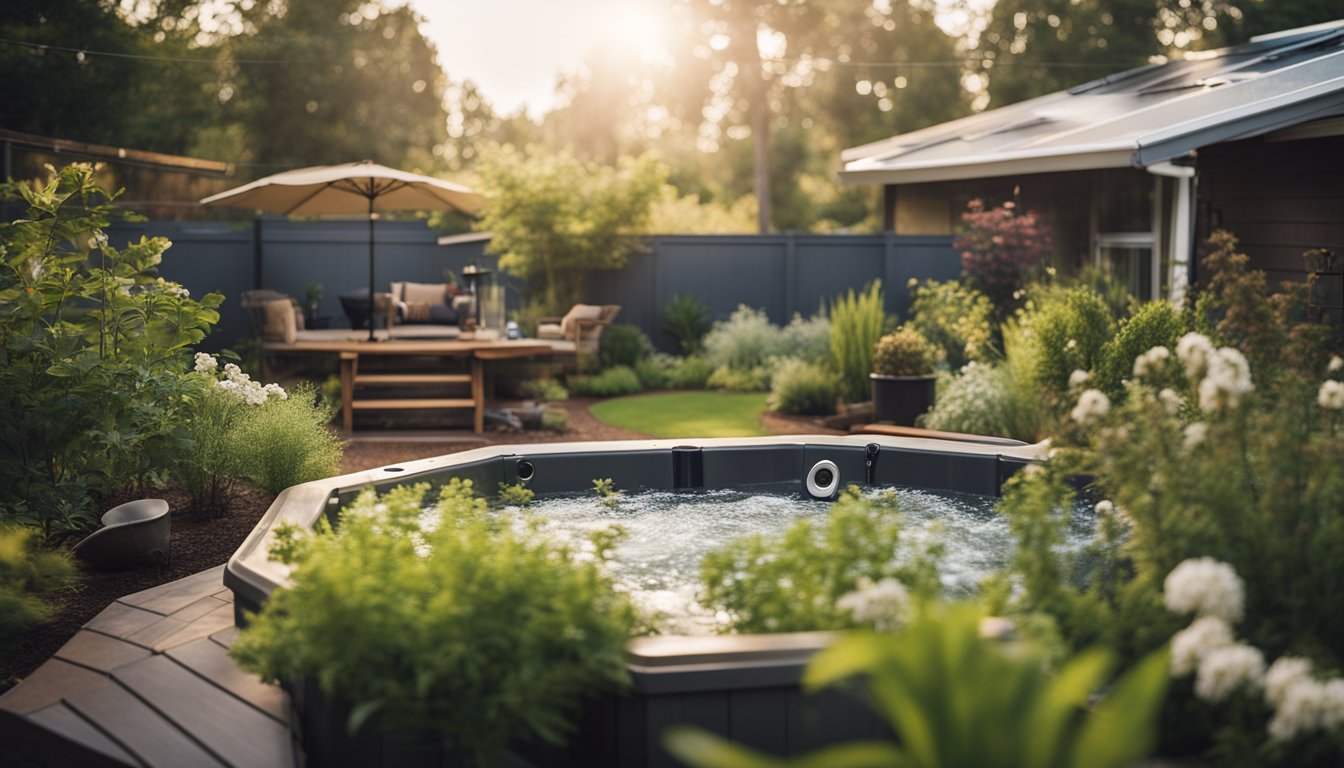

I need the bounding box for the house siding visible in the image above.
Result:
[1196,135,1344,285]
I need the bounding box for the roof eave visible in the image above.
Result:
[839,146,1136,186]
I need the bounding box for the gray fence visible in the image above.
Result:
[111,220,958,351]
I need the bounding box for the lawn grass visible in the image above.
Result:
[588,391,769,438]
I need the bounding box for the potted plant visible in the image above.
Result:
[304,282,324,327]
[870,326,940,425]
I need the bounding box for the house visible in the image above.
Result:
[840,21,1344,303]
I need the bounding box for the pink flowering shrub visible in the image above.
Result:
[954,199,1053,317]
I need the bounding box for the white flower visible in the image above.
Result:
[1163,557,1244,622]
[1195,643,1265,702]
[1329,355,1343,373]
[1198,347,1254,413]
[1068,369,1091,389]
[1269,678,1332,741]
[1265,656,1314,708]
[193,352,218,374]
[1183,423,1207,451]
[1095,499,1114,515]
[1171,615,1235,676]
[1133,346,1171,379]
[1319,380,1344,410]
[1177,333,1215,379]
[837,577,910,632]
[216,379,238,392]
[223,363,243,380]
[1158,388,1183,415]
[1065,338,1078,351]
[1070,388,1110,425]
[263,382,288,400]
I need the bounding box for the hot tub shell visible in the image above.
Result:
[225,435,1042,766]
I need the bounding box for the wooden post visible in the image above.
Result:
[471,356,484,434]
[340,351,358,433]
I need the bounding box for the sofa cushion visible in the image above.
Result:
[561,304,603,337]
[402,281,448,305]
[261,299,298,344]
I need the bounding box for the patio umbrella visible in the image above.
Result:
[200,160,486,340]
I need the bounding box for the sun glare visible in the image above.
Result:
[600,1,671,63]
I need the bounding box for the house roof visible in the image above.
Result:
[840,21,1344,185]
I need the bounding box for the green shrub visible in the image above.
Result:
[703,305,784,371]
[699,488,941,634]
[1096,300,1186,397]
[231,481,637,759]
[667,603,1169,768]
[908,279,995,369]
[767,358,837,415]
[1027,285,1115,395]
[781,311,831,365]
[666,355,714,389]
[496,482,535,506]
[520,377,569,402]
[568,366,643,397]
[230,383,343,494]
[999,317,1052,442]
[633,354,673,389]
[830,281,886,402]
[924,362,1016,438]
[663,293,712,354]
[872,326,941,376]
[707,365,770,392]
[0,524,77,659]
[178,382,248,517]
[540,406,569,432]
[598,323,652,370]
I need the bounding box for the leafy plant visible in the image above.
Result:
[592,478,620,509]
[229,383,343,494]
[568,365,644,397]
[667,355,714,389]
[1096,300,1186,397]
[540,406,569,432]
[231,481,637,760]
[663,293,712,354]
[781,311,832,365]
[634,354,673,389]
[872,326,941,377]
[666,603,1169,768]
[177,381,248,517]
[908,279,995,370]
[1026,285,1115,396]
[707,364,771,393]
[496,482,535,506]
[704,305,785,372]
[767,358,837,416]
[520,377,569,402]
[955,199,1053,318]
[598,322,653,370]
[699,488,941,634]
[923,363,1016,438]
[829,281,886,402]
[0,524,77,660]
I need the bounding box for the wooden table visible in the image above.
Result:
[262,338,556,433]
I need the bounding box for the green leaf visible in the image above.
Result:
[1071,649,1169,768]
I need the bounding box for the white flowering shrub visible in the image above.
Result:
[923,362,1016,438]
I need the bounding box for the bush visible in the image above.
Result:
[633,354,672,389]
[1027,285,1115,395]
[924,362,1016,438]
[908,279,995,370]
[873,326,941,376]
[781,311,832,365]
[955,199,1053,317]
[230,383,343,494]
[699,488,941,634]
[1096,300,1186,397]
[178,383,248,517]
[663,293,712,354]
[520,377,569,402]
[230,481,637,758]
[830,281,886,402]
[707,365,771,393]
[703,305,784,371]
[568,366,644,398]
[666,355,714,389]
[768,358,837,415]
[598,323,652,370]
[0,524,77,660]
[540,406,569,432]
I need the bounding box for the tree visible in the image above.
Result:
[475,147,665,313]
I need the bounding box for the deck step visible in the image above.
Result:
[355,373,471,385]
[350,398,476,410]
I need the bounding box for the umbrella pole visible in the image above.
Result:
[367,196,376,342]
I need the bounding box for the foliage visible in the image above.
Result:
[872,326,940,377]
[767,358,838,416]
[592,478,620,510]
[588,392,768,438]
[0,165,222,537]
[707,365,771,393]
[703,305,786,371]
[633,355,673,390]
[924,363,1017,438]
[520,377,568,402]
[567,366,644,398]
[1191,230,1294,376]
[496,482,535,507]
[1075,263,1138,321]
[700,488,942,634]
[230,481,637,759]
[1025,285,1116,396]
[781,311,833,365]
[598,323,653,370]
[477,145,665,313]
[998,317,1054,442]
[666,355,715,389]
[646,186,757,234]
[540,406,569,433]
[667,602,1169,768]
[829,281,887,402]
[663,294,713,354]
[908,279,996,370]
[956,201,1053,318]
[177,381,248,517]
[228,383,342,494]
[0,524,77,660]
[1096,301,1187,397]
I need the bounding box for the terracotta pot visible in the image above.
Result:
[870,374,936,426]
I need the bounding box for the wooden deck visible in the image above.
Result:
[0,567,294,768]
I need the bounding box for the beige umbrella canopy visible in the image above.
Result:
[200,160,486,340]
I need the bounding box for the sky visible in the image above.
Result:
[412,0,674,118]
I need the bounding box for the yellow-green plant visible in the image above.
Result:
[231,481,637,760]
[908,279,995,370]
[0,524,77,659]
[497,481,535,506]
[872,326,941,377]
[666,603,1169,768]
[830,281,886,402]
[593,477,620,509]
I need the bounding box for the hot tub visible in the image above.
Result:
[225,435,1042,766]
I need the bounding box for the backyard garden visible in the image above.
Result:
[4,163,1344,767]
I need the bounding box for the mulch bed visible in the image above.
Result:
[2,397,844,694]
